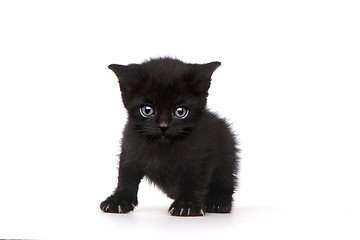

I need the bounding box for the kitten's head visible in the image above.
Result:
[108,57,220,141]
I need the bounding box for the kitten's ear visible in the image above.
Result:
[187,61,221,94]
[108,64,127,80]
[108,64,140,92]
[194,61,221,80]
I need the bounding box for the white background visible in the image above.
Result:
[1,0,359,239]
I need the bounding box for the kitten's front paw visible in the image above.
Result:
[168,200,205,217]
[205,198,232,213]
[100,195,137,214]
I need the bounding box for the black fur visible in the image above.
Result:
[100,57,239,216]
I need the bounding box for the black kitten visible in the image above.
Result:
[100,57,239,216]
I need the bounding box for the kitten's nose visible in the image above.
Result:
[159,124,169,133]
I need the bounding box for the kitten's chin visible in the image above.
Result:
[140,129,189,141]
[160,135,169,142]
[144,133,180,142]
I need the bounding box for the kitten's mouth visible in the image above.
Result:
[159,132,171,140]
[156,134,169,142]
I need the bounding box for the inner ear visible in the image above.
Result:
[185,61,221,94]
[108,64,141,92]
[193,61,221,80]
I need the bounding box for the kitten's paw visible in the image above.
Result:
[168,200,205,217]
[100,195,137,214]
[205,198,232,213]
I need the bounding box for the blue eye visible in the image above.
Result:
[140,106,155,117]
[174,107,188,119]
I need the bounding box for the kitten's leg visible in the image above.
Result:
[168,174,206,217]
[205,168,236,213]
[100,152,144,214]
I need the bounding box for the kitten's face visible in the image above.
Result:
[108,58,220,141]
[126,79,204,140]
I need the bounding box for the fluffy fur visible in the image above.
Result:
[100,57,239,216]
